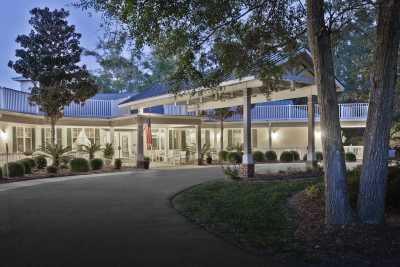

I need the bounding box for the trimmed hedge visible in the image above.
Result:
[265,150,277,161]
[114,158,122,169]
[303,152,323,162]
[6,162,25,177]
[345,152,357,162]
[290,151,300,161]
[228,151,242,164]
[253,151,264,162]
[35,156,47,169]
[280,151,293,162]
[70,158,90,172]
[218,150,229,161]
[18,159,32,174]
[280,151,300,162]
[23,158,36,169]
[91,158,104,170]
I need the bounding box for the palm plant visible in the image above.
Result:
[103,143,115,159]
[185,143,211,163]
[80,141,102,160]
[34,144,72,169]
[208,107,243,153]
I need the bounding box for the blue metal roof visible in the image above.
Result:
[91,92,136,100]
[119,84,169,105]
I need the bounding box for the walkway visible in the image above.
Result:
[0,167,282,267]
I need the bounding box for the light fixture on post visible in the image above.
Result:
[0,130,9,178]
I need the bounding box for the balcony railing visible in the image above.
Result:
[0,87,369,121]
[0,87,128,118]
[165,103,369,122]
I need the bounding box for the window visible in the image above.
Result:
[84,128,95,144]
[203,130,211,147]
[252,129,258,148]
[232,129,242,147]
[169,130,178,150]
[16,127,24,152]
[14,127,34,153]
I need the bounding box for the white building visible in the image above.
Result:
[0,50,366,175]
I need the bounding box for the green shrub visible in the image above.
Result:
[6,162,25,177]
[305,183,324,200]
[0,167,2,179]
[227,151,242,164]
[290,151,300,161]
[280,151,294,162]
[265,150,277,161]
[23,158,36,169]
[34,155,47,169]
[91,158,104,170]
[303,152,323,162]
[218,150,229,161]
[46,165,58,174]
[222,165,241,180]
[18,159,32,174]
[252,151,264,162]
[345,152,357,162]
[114,158,122,169]
[70,158,90,172]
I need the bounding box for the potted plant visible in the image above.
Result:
[143,156,150,169]
[103,143,114,167]
[206,153,212,164]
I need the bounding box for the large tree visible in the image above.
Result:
[305,0,359,224]
[76,0,304,92]
[85,31,177,93]
[9,8,99,145]
[358,0,400,224]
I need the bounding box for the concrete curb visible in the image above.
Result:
[0,169,158,192]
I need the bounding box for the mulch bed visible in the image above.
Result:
[254,169,324,182]
[290,191,400,266]
[0,166,135,184]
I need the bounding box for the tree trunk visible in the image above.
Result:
[220,119,224,152]
[306,0,353,224]
[358,0,400,224]
[50,117,56,146]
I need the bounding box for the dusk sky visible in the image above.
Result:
[0,0,103,89]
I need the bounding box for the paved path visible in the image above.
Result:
[0,167,283,267]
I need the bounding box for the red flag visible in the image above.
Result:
[144,119,152,149]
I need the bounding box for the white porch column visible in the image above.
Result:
[307,95,317,168]
[136,117,145,168]
[196,124,202,165]
[241,88,255,178]
[268,122,272,150]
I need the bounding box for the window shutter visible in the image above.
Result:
[56,128,62,146]
[228,130,233,148]
[31,128,36,151]
[41,128,45,148]
[95,129,100,145]
[12,127,17,153]
[67,128,72,147]
[252,129,258,148]
[181,131,186,149]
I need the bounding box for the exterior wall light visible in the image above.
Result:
[271,131,279,140]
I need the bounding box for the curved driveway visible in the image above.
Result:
[0,167,277,267]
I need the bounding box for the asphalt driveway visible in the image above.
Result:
[0,167,277,267]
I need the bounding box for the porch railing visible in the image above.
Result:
[0,87,128,118]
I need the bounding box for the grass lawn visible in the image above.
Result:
[173,179,318,252]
